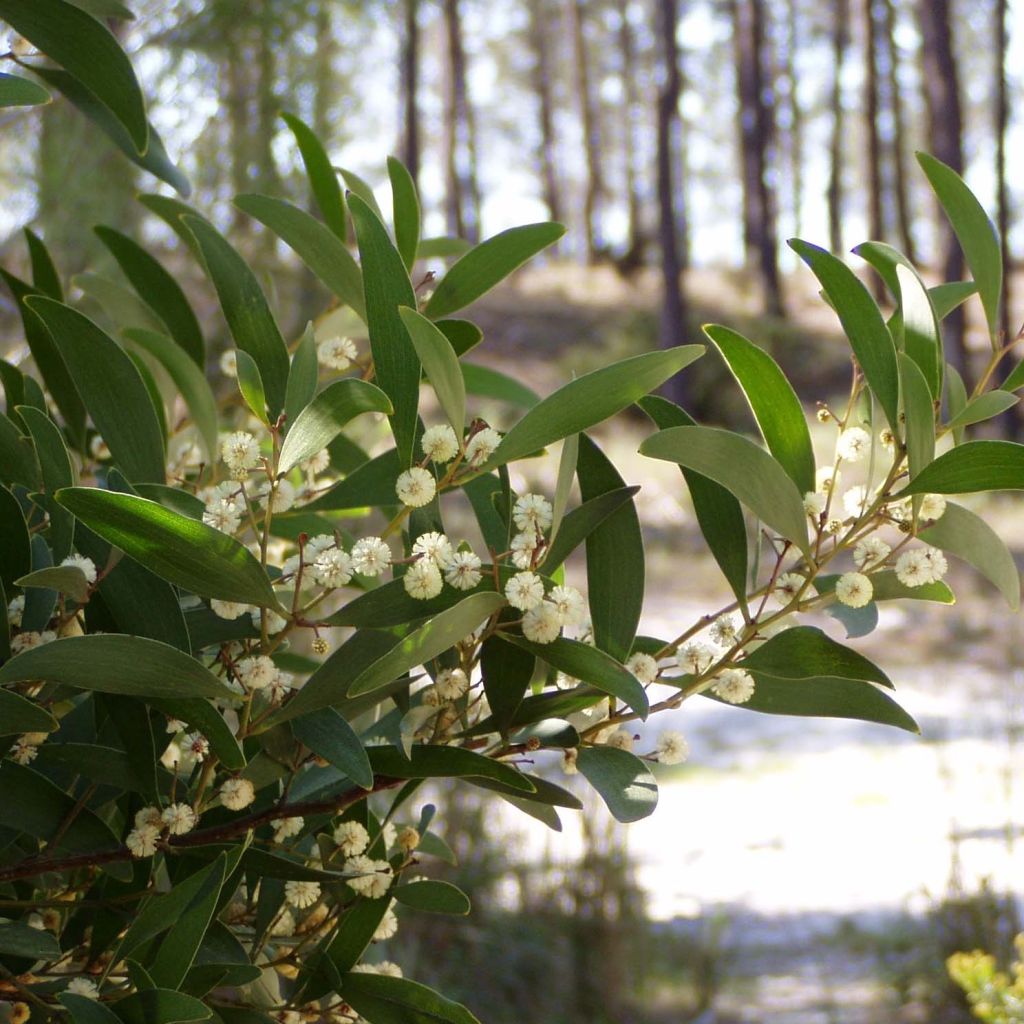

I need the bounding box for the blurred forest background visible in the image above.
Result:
[3,1,1024,1022]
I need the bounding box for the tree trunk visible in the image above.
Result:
[827,0,849,254]
[569,0,603,262]
[226,32,253,238]
[881,0,916,263]
[618,0,644,268]
[656,0,689,405]
[527,0,562,229]
[442,0,479,241]
[782,0,804,239]
[863,0,885,300]
[398,0,421,189]
[917,0,969,385]
[731,0,784,316]
[995,0,1011,343]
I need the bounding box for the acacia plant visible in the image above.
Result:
[3,5,1024,1024]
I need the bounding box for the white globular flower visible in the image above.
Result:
[313,546,354,588]
[836,427,871,463]
[895,547,946,587]
[435,668,470,700]
[816,466,841,493]
[11,630,56,655]
[66,978,99,1000]
[134,806,163,830]
[919,493,947,521]
[521,601,562,644]
[165,718,185,734]
[269,671,294,703]
[60,553,97,585]
[220,777,255,811]
[254,607,287,636]
[853,535,891,570]
[317,335,358,370]
[7,594,24,626]
[219,349,238,377]
[709,614,737,647]
[509,531,540,569]
[333,820,370,857]
[655,730,690,765]
[126,825,161,858]
[397,826,420,852]
[8,738,38,765]
[412,531,454,568]
[271,909,296,937]
[381,822,397,849]
[774,572,806,602]
[395,467,436,508]
[512,493,553,534]
[211,599,248,620]
[351,536,392,577]
[221,431,261,476]
[444,550,483,591]
[835,571,873,608]
[842,485,869,519]
[803,491,826,517]
[185,733,209,763]
[403,559,443,600]
[465,427,501,466]
[421,424,459,463]
[626,652,659,684]
[505,571,545,611]
[302,447,331,477]
[677,642,715,675]
[374,907,399,941]
[237,655,278,691]
[923,546,948,582]
[712,668,756,705]
[284,880,321,909]
[605,729,634,751]
[268,479,296,514]
[202,502,241,534]
[273,816,304,843]
[548,585,586,626]
[161,802,197,836]
[346,855,393,899]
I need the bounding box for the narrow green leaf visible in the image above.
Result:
[234,349,269,424]
[388,156,421,271]
[896,264,943,399]
[233,193,365,322]
[946,391,1019,430]
[0,0,148,151]
[182,215,290,418]
[0,409,40,489]
[425,223,566,318]
[138,194,206,258]
[436,318,483,358]
[27,296,166,483]
[291,707,374,789]
[365,745,534,793]
[741,626,892,686]
[576,746,658,823]
[112,988,212,1024]
[393,880,470,915]
[282,111,347,238]
[150,697,246,770]
[19,405,76,560]
[0,922,61,959]
[701,673,919,732]
[60,994,123,1024]
[488,346,704,471]
[898,440,1024,496]
[789,238,900,429]
[33,743,132,790]
[0,689,57,735]
[550,433,579,544]
[921,501,1020,609]
[338,166,383,219]
[542,486,642,572]
[56,487,281,608]
[503,634,648,718]
[638,395,749,609]
[399,306,465,433]
[945,364,969,444]
[0,71,50,107]
[1001,358,1024,393]
[124,328,219,461]
[285,323,319,434]
[417,236,472,260]
[917,152,1002,340]
[640,425,809,554]
[576,436,644,660]
[303,447,400,511]
[278,378,391,474]
[0,634,238,700]
[24,228,62,301]
[869,570,955,603]
[29,65,187,195]
[95,226,204,366]
[461,362,539,408]
[480,634,535,734]
[704,324,815,493]
[898,352,935,479]
[16,565,90,602]
[930,281,978,321]
[350,195,420,465]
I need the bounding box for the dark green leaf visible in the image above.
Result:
[930,281,978,321]
[182,215,290,418]
[868,570,955,604]
[27,297,165,483]
[0,689,57,735]
[704,324,815,493]
[341,973,481,1024]
[0,483,31,592]
[425,223,565,318]
[234,349,269,423]
[366,745,534,792]
[350,195,420,465]
[946,391,1019,430]
[19,405,76,560]
[480,633,535,734]
[0,633,239,701]
[896,263,943,399]
[0,409,39,489]
[24,227,62,300]
[338,166,383,218]
[303,447,400,511]
[0,71,49,107]
[740,626,892,686]
[285,323,319,433]
[150,697,245,770]
[16,565,90,602]
[0,0,147,151]
[279,378,391,474]
[95,227,204,367]
[57,488,282,608]
[898,440,1024,496]
[388,156,421,271]
[399,306,465,433]
[0,921,61,959]
[291,707,374,789]
[487,346,704,470]
[60,994,123,1024]
[113,988,212,1023]
[576,746,658,823]
[282,111,347,238]
[393,880,470,915]
[898,352,935,479]
[789,238,900,429]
